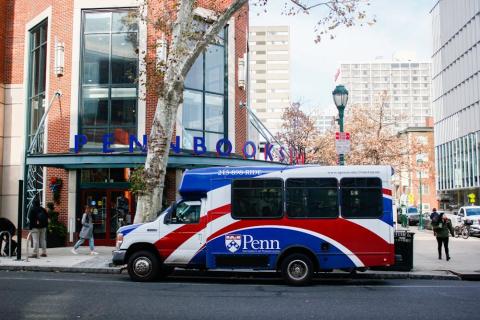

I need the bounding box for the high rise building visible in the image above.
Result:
[309,107,336,134]
[431,0,480,208]
[339,59,432,130]
[249,26,290,136]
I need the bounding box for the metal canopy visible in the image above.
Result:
[25,153,284,169]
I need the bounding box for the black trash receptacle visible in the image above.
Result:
[391,230,414,271]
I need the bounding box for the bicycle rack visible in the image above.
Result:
[0,231,12,257]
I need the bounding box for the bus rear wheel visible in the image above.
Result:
[127,250,159,282]
[281,254,313,286]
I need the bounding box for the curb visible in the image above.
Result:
[0,266,465,281]
[0,265,123,274]
[449,271,480,281]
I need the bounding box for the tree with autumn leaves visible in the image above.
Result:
[278,93,426,176]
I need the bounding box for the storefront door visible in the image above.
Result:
[80,189,135,246]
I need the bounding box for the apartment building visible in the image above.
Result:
[339,59,432,131]
[249,26,290,136]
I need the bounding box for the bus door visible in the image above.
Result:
[160,200,205,265]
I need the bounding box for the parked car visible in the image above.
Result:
[406,207,420,226]
[456,206,480,237]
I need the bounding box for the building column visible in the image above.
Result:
[67,170,77,243]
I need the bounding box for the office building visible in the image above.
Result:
[431,0,480,207]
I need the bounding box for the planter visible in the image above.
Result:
[47,232,66,248]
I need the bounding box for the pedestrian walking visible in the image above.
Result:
[430,208,440,223]
[27,198,48,258]
[434,212,454,261]
[71,205,98,255]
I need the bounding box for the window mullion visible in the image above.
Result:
[108,12,113,136]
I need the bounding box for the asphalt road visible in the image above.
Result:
[1,271,479,320]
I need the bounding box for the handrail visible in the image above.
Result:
[25,232,33,262]
[0,231,12,257]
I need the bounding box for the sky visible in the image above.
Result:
[249,0,435,113]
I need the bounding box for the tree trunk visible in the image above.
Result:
[133,84,182,223]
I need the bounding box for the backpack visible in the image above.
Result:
[430,212,440,228]
[37,208,49,228]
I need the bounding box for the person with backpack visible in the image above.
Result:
[430,208,440,227]
[434,212,455,261]
[27,198,49,258]
[71,205,98,255]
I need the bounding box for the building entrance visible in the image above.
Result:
[80,189,135,246]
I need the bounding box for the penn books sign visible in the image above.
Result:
[73,134,305,164]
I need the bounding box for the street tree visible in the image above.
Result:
[307,91,425,173]
[276,102,316,164]
[135,0,374,223]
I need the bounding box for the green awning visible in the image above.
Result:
[26,153,285,169]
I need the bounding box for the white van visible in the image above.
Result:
[456,206,480,236]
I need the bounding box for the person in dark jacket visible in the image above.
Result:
[0,218,16,256]
[434,212,454,261]
[27,198,48,258]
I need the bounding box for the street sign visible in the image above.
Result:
[335,140,350,154]
[335,132,350,154]
[335,132,350,140]
[468,193,476,204]
[408,193,414,204]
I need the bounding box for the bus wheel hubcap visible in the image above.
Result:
[133,257,152,277]
[288,260,308,280]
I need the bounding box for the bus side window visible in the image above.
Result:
[340,178,383,219]
[285,178,338,219]
[231,179,283,219]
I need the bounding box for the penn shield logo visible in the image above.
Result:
[225,234,242,253]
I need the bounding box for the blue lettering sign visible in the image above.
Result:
[193,136,206,155]
[264,143,274,161]
[242,141,256,159]
[102,134,114,153]
[129,134,147,153]
[216,138,232,156]
[74,134,88,153]
[170,136,181,154]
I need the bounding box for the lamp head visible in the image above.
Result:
[332,85,349,109]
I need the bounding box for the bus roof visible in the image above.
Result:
[179,165,393,198]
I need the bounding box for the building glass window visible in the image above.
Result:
[80,10,139,149]
[28,20,48,142]
[183,28,227,151]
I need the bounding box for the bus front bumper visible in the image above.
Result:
[112,250,127,265]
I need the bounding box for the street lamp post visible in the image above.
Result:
[332,85,349,166]
[417,159,424,230]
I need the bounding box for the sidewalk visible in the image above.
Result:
[1,229,479,280]
[0,245,122,274]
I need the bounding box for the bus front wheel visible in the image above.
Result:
[281,253,313,286]
[127,250,159,282]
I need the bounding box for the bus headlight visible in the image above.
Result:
[116,233,124,250]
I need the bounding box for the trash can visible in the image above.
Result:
[391,230,414,271]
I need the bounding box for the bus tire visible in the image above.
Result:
[127,250,159,282]
[281,253,313,286]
